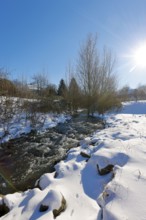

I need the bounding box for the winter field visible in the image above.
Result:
[1,101,146,219]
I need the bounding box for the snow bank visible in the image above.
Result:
[0,113,70,143]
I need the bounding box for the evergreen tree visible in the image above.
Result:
[57,79,68,97]
[68,77,80,111]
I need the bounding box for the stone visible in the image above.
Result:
[53,196,66,218]
[80,151,91,159]
[39,204,49,212]
[97,164,114,175]
[39,190,66,218]
[0,198,10,217]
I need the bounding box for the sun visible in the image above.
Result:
[133,44,146,68]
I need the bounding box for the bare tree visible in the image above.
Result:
[44,84,57,97]
[32,72,49,96]
[95,47,120,114]
[0,96,23,139]
[0,68,9,79]
[77,34,100,116]
[0,69,17,96]
[13,78,33,98]
[136,85,146,100]
[98,47,117,93]
[118,85,131,101]
[76,34,120,116]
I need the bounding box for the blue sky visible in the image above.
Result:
[0,0,146,88]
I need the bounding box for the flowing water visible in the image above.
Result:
[0,114,104,195]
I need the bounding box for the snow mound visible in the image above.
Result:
[40,189,63,211]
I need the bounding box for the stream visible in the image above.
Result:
[0,114,104,195]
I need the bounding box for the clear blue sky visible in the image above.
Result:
[0,0,146,88]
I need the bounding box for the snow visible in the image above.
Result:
[1,101,146,219]
[121,100,146,114]
[0,112,70,143]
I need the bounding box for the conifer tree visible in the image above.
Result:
[57,79,68,97]
[68,77,80,111]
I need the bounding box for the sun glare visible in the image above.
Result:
[134,44,146,68]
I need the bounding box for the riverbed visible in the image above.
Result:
[0,114,104,194]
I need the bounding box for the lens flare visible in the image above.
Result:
[0,161,17,192]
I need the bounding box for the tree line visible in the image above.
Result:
[0,34,123,119]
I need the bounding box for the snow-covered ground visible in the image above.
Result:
[0,113,70,143]
[1,101,146,220]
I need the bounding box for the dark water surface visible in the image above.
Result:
[0,114,104,194]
